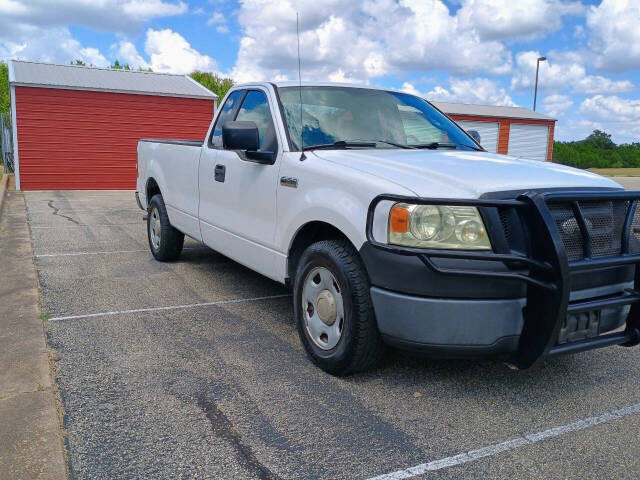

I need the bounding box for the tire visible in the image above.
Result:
[293,239,382,376]
[147,194,184,261]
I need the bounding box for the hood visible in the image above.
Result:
[310,149,621,198]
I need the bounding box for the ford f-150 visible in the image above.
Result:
[136,82,640,376]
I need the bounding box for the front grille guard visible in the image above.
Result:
[365,191,640,369]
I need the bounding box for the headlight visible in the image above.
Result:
[389,203,491,250]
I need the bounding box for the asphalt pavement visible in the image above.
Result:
[24,185,640,480]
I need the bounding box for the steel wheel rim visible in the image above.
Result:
[149,207,161,250]
[302,266,345,350]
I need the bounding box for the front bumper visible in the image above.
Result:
[371,287,525,356]
[370,283,631,358]
[365,190,640,368]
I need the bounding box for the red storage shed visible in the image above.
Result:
[433,102,556,162]
[8,60,217,190]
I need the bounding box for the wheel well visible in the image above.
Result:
[146,178,161,204]
[287,222,353,284]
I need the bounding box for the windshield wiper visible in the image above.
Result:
[413,142,482,151]
[358,139,416,149]
[303,139,416,152]
[302,140,377,152]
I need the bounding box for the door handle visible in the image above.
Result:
[214,164,226,182]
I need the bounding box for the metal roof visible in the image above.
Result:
[8,60,217,100]
[432,101,555,121]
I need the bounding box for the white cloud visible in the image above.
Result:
[580,95,640,123]
[578,95,640,142]
[0,0,188,34]
[574,75,634,95]
[0,25,109,67]
[207,12,225,25]
[457,0,585,41]
[112,40,150,69]
[586,0,640,72]
[78,47,109,67]
[112,28,216,74]
[328,69,361,84]
[0,0,189,67]
[231,0,512,83]
[402,78,516,106]
[510,50,635,94]
[207,11,230,34]
[122,0,187,19]
[542,94,573,117]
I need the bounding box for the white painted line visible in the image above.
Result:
[365,402,640,480]
[35,246,204,258]
[48,294,292,322]
[36,249,148,258]
[30,223,141,229]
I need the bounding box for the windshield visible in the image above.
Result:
[277,86,481,151]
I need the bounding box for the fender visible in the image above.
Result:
[144,157,172,219]
[284,204,366,256]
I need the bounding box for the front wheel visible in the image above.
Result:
[147,194,184,261]
[293,240,382,376]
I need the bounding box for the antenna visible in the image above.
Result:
[296,12,306,161]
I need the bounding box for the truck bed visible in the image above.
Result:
[139,139,203,147]
[137,138,204,240]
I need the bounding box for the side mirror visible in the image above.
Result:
[221,121,276,164]
[467,130,481,144]
[222,121,260,151]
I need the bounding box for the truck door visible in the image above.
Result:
[198,87,283,280]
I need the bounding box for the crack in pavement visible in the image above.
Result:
[47,200,80,225]
[197,394,284,480]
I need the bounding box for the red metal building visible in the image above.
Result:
[433,102,556,162]
[8,60,217,190]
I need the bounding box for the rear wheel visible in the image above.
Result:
[293,239,382,376]
[147,194,184,261]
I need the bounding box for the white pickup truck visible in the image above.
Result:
[137,82,640,375]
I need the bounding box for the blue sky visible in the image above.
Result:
[1,0,639,143]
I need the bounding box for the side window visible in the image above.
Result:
[210,90,243,148]
[234,91,278,153]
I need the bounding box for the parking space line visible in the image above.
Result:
[30,223,141,229]
[37,249,149,258]
[365,402,640,480]
[48,294,292,322]
[35,246,204,258]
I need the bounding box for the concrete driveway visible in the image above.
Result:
[25,187,640,480]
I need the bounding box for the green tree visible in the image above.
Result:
[71,59,87,66]
[584,129,615,149]
[189,71,234,99]
[111,59,131,70]
[0,61,8,117]
[553,130,640,169]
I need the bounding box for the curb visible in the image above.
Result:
[0,173,8,216]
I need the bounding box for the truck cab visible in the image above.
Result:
[136,82,640,376]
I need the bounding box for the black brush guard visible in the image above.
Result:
[366,190,640,369]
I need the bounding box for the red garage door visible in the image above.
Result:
[14,87,214,190]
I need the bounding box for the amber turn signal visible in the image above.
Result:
[389,205,409,233]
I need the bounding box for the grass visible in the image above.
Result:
[39,312,52,321]
[587,168,640,177]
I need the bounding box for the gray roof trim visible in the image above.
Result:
[7,60,15,83]
[432,101,556,122]
[9,82,217,100]
[184,75,219,99]
[9,60,218,100]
